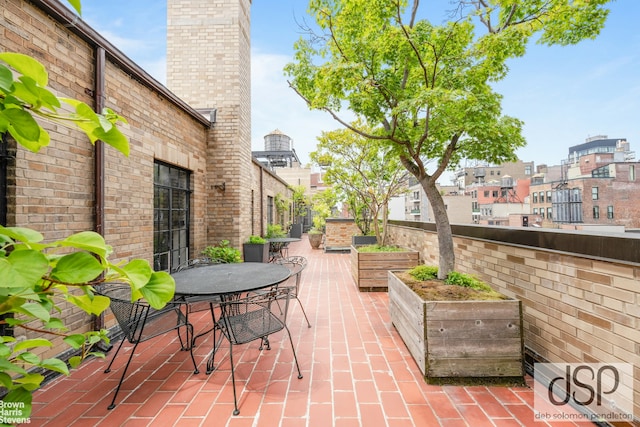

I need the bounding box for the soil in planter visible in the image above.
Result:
[393,272,509,301]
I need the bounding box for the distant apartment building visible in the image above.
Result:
[453,159,534,190]
[404,179,473,224]
[467,175,533,226]
[530,136,639,230]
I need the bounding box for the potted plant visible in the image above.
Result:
[388,265,524,383]
[310,126,408,248]
[350,244,419,291]
[289,185,309,239]
[243,235,269,263]
[307,189,335,249]
[202,239,242,263]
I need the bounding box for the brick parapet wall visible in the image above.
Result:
[325,218,360,249]
[387,222,640,417]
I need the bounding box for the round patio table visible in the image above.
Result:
[173,262,290,297]
[172,262,291,373]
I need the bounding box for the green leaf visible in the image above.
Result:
[0,64,14,92]
[0,371,13,389]
[139,271,175,309]
[0,52,48,86]
[66,0,82,15]
[68,355,82,368]
[14,302,50,323]
[0,249,49,289]
[67,294,110,316]
[0,357,27,374]
[9,121,50,152]
[0,226,44,243]
[40,358,69,375]
[50,252,104,284]
[121,259,153,291]
[2,107,41,141]
[58,231,111,259]
[44,318,67,330]
[13,339,52,353]
[16,351,40,365]
[95,125,130,157]
[63,334,85,350]
[13,373,44,392]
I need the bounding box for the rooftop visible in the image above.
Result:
[30,237,590,426]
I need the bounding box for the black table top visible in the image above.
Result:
[172,262,290,296]
[267,237,301,243]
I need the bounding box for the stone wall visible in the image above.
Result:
[387,221,640,416]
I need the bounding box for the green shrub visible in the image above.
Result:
[202,240,242,263]
[408,265,493,292]
[265,224,286,238]
[408,265,439,281]
[445,271,493,292]
[246,235,266,244]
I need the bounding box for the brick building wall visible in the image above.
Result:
[1,0,288,360]
[167,0,254,248]
[388,222,640,417]
[250,159,293,237]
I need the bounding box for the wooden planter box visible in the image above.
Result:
[350,246,419,292]
[388,271,524,381]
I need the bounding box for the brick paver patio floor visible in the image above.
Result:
[29,236,594,426]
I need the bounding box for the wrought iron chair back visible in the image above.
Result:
[213,286,303,415]
[274,256,311,327]
[97,284,197,409]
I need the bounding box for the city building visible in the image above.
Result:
[452,159,534,190]
[530,136,639,230]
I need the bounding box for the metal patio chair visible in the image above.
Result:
[98,284,198,410]
[212,286,303,415]
[274,256,311,327]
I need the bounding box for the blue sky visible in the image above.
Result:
[80,0,639,181]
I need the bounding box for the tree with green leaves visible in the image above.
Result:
[0,0,175,415]
[310,188,337,231]
[311,125,408,245]
[286,0,611,279]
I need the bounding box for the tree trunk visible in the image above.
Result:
[420,178,455,279]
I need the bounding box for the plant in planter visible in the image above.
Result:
[242,235,269,263]
[265,224,286,238]
[350,244,419,291]
[202,239,242,264]
[307,188,336,249]
[289,185,309,238]
[388,265,524,383]
[310,125,408,246]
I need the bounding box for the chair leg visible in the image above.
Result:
[186,323,199,375]
[295,296,312,328]
[104,336,127,374]
[106,340,140,410]
[228,342,240,416]
[284,324,303,380]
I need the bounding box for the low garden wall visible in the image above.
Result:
[387,220,640,418]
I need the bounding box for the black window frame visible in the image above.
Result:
[153,161,191,272]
